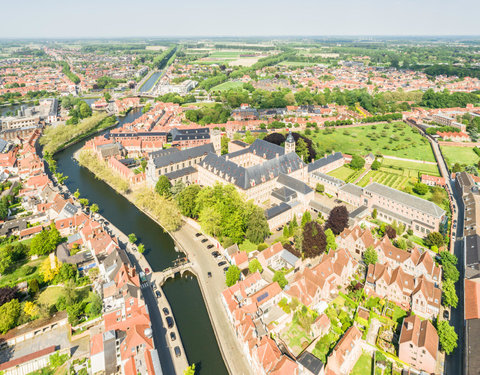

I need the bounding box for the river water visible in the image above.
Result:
[140,71,162,93]
[54,108,228,375]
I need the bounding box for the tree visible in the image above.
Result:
[437,320,458,355]
[413,182,429,195]
[350,155,365,170]
[24,301,39,319]
[0,286,17,306]
[283,225,290,238]
[0,299,20,333]
[248,259,263,274]
[128,233,137,244]
[73,189,80,199]
[138,243,145,253]
[225,266,240,287]
[324,228,337,252]
[40,256,60,282]
[363,246,378,265]
[289,216,298,234]
[301,210,312,227]
[184,364,196,375]
[155,175,172,197]
[442,279,458,308]
[104,92,111,102]
[372,208,378,219]
[296,138,310,162]
[302,221,327,259]
[67,302,86,326]
[171,181,185,196]
[385,225,397,239]
[325,205,349,235]
[176,184,201,218]
[245,206,269,244]
[371,160,381,170]
[57,263,76,282]
[273,271,288,289]
[443,263,460,283]
[90,203,99,215]
[78,198,89,207]
[28,279,39,295]
[425,232,444,249]
[85,293,102,318]
[315,183,325,193]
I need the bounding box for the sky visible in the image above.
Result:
[1,0,479,39]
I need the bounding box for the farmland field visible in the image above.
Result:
[381,158,440,176]
[440,145,480,167]
[278,61,318,67]
[306,122,435,162]
[328,166,356,181]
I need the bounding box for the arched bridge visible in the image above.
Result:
[154,260,196,285]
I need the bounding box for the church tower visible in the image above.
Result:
[211,129,221,155]
[285,131,295,154]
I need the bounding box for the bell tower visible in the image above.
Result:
[211,129,221,155]
[285,131,295,154]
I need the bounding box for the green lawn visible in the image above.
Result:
[440,145,480,167]
[0,255,46,288]
[37,286,65,307]
[307,122,435,161]
[210,81,244,92]
[381,158,440,176]
[328,166,356,181]
[351,353,373,375]
[357,170,416,190]
[209,51,248,58]
[239,239,258,253]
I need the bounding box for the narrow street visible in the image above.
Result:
[416,123,465,375]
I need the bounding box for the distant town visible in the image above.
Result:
[0,37,479,375]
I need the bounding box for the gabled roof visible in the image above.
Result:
[308,152,343,173]
[150,143,214,168]
[277,173,313,195]
[399,315,438,358]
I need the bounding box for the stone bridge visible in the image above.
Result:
[155,262,196,285]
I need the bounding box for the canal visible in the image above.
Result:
[140,71,163,93]
[54,109,228,375]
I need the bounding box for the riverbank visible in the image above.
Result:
[72,152,252,375]
[41,113,118,155]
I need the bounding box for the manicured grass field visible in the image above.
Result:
[306,122,435,162]
[328,166,356,181]
[381,158,440,176]
[351,353,373,375]
[209,51,247,58]
[210,81,244,92]
[440,145,480,167]
[0,255,45,288]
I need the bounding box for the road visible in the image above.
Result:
[415,122,464,375]
[171,222,254,375]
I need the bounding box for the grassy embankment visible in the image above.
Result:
[40,113,117,155]
[76,150,181,232]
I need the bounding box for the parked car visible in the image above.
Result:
[211,251,220,257]
[195,233,202,237]
[145,268,150,274]
[443,310,450,320]
[207,244,214,249]
[223,267,229,273]
[201,238,208,243]
[155,291,161,298]
[170,332,176,341]
[166,316,174,328]
[218,261,227,267]
[207,272,212,278]
[174,346,181,357]
[162,307,169,316]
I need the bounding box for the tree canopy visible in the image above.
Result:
[437,320,458,355]
[325,205,349,235]
[302,221,327,259]
[30,224,62,256]
[225,266,241,287]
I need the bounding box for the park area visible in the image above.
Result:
[191,50,264,66]
[307,122,435,161]
[440,145,480,167]
[209,81,244,92]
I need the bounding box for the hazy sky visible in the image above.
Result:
[1,0,479,38]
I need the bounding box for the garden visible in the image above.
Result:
[307,122,436,162]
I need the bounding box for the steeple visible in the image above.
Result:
[285,131,295,154]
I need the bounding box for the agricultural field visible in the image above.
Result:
[440,145,480,167]
[191,49,264,66]
[307,122,435,162]
[357,169,416,190]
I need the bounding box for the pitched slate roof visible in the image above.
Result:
[170,127,210,141]
[277,173,313,195]
[365,182,445,218]
[308,152,343,173]
[149,143,214,168]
